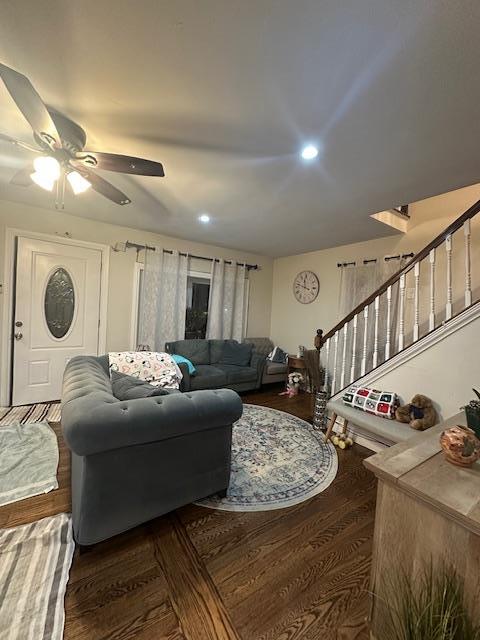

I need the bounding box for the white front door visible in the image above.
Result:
[12,237,103,405]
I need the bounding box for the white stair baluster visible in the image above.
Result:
[464,219,472,308]
[429,248,436,331]
[340,323,348,389]
[332,332,339,395]
[373,296,380,368]
[385,285,392,360]
[361,305,369,376]
[398,274,406,351]
[350,314,358,382]
[413,262,420,342]
[445,234,453,320]
[323,337,330,391]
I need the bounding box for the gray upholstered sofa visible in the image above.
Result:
[165,339,265,392]
[243,337,288,385]
[61,355,243,545]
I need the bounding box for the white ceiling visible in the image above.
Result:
[0,0,479,257]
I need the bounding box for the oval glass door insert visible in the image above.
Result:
[44,268,75,339]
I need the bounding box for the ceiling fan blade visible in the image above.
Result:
[10,164,33,187]
[0,62,61,149]
[75,151,164,176]
[0,132,41,153]
[70,163,131,205]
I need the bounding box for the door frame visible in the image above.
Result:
[1,228,110,406]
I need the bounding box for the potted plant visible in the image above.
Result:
[374,563,480,640]
[464,389,480,438]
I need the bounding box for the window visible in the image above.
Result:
[185,274,210,339]
[131,264,250,348]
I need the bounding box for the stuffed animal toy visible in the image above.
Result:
[395,394,437,430]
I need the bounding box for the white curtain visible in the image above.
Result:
[138,248,188,350]
[332,259,405,385]
[206,260,246,341]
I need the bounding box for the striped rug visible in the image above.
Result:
[0,513,74,640]
[0,403,61,426]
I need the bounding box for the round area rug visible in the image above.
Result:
[196,404,338,512]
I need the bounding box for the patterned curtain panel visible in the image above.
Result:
[138,249,188,350]
[207,260,246,341]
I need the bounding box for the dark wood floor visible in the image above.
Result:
[0,388,377,640]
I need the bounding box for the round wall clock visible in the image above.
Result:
[293,270,320,304]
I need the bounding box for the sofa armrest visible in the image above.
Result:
[250,352,267,389]
[62,388,243,456]
[177,362,191,391]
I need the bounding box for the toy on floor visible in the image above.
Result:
[331,418,353,449]
[332,433,353,449]
[395,394,437,430]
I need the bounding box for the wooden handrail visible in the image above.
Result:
[321,197,480,344]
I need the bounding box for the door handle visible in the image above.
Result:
[14,332,23,341]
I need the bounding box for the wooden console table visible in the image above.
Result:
[364,413,480,638]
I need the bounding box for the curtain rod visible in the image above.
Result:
[337,252,414,268]
[116,241,259,271]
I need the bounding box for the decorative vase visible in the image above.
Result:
[313,389,328,431]
[464,406,480,438]
[440,425,480,467]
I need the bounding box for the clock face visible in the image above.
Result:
[293,270,320,304]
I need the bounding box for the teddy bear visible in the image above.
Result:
[395,394,437,430]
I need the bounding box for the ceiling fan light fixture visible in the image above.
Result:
[33,155,61,180]
[30,171,55,191]
[67,170,91,194]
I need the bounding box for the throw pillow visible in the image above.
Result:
[111,371,174,401]
[219,342,253,367]
[342,385,398,419]
[268,346,288,364]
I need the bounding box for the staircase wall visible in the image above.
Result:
[346,305,480,421]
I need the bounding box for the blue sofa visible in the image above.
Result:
[61,355,243,545]
[165,339,266,393]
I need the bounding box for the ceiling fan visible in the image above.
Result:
[0,62,165,208]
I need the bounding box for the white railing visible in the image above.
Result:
[322,200,480,396]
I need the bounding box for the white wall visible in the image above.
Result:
[0,199,273,369]
[270,183,480,353]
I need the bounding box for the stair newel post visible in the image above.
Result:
[372,296,380,368]
[398,274,406,351]
[385,285,392,360]
[340,323,348,389]
[350,313,358,383]
[464,219,472,308]
[429,248,436,331]
[445,234,453,320]
[413,261,420,342]
[361,305,369,376]
[332,332,339,395]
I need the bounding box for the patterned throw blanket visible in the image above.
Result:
[108,351,183,389]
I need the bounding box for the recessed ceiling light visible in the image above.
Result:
[301,144,319,160]
[199,214,210,223]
